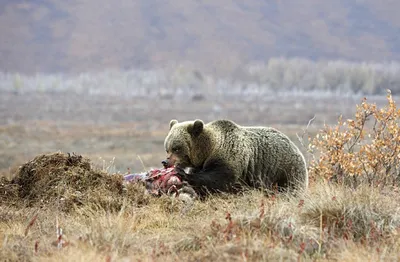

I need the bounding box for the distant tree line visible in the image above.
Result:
[242,58,400,95]
[1,58,400,96]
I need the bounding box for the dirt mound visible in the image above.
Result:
[0,152,150,212]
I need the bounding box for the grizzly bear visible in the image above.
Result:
[163,119,308,196]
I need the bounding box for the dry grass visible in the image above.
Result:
[1,89,400,261]
[1,178,400,261]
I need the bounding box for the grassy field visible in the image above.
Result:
[1,69,400,261]
[2,182,400,261]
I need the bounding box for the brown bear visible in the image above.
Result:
[163,119,308,197]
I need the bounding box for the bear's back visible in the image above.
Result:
[206,120,294,151]
[205,120,307,190]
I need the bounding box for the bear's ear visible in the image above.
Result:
[169,119,178,130]
[188,119,204,137]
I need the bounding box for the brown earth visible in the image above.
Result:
[0,152,150,213]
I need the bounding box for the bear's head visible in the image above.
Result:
[163,119,210,169]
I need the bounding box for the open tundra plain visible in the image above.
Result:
[1,64,400,261]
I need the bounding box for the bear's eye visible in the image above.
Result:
[172,146,181,153]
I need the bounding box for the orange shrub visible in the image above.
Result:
[309,90,400,188]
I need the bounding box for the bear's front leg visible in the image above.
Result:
[176,159,237,197]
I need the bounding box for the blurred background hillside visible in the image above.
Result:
[1,0,400,76]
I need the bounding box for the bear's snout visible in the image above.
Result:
[161,160,171,168]
[162,156,177,168]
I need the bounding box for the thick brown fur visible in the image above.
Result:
[163,119,308,197]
